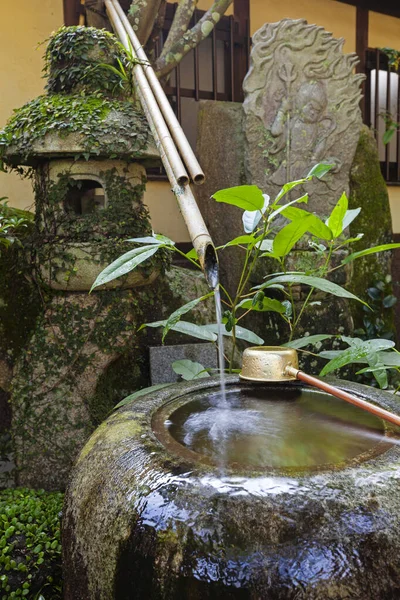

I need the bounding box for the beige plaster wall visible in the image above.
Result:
[388,188,400,234]
[144,181,190,241]
[0,0,63,212]
[167,0,233,15]
[250,0,356,52]
[369,11,400,50]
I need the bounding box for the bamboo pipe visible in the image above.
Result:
[104,0,218,287]
[111,0,205,186]
[105,0,189,186]
[286,366,400,429]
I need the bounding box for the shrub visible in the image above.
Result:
[0,488,63,599]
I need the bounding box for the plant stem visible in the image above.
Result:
[173,246,202,269]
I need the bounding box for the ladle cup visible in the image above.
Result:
[240,346,400,428]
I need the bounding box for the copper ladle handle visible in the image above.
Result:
[286,366,400,429]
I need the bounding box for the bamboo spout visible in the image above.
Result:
[104,0,218,289]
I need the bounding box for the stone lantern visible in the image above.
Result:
[0,26,213,490]
[2,25,161,291]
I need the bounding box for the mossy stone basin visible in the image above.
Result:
[63,376,400,599]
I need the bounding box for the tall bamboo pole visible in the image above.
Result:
[104,0,218,287]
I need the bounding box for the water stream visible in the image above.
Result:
[214,285,227,407]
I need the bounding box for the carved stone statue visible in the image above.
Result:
[243,19,365,213]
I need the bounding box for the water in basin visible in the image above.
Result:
[155,386,395,470]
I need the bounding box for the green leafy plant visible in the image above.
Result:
[380,47,400,71]
[0,488,63,599]
[0,200,31,251]
[380,110,400,145]
[357,274,397,341]
[379,46,400,145]
[43,26,130,96]
[91,163,400,388]
[93,38,149,98]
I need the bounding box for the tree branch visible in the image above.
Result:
[128,0,164,45]
[154,0,233,78]
[162,0,198,57]
[144,0,167,62]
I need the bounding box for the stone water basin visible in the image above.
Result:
[63,376,400,599]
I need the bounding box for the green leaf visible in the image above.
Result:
[274,178,309,204]
[125,236,164,245]
[242,194,270,232]
[356,365,393,375]
[255,239,273,252]
[280,206,332,240]
[222,310,237,332]
[212,185,264,211]
[139,320,217,342]
[342,243,400,265]
[272,216,313,257]
[172,359,210,380]
[236,296,286,313]
[327,192,348,238]
[343,234,364,245]
[162,293,213,343]
[203,324,264,344]
[272,164,331,204]
[219,235,256,249]
[255,274,367,304]
[185,248,198,260]
[383,295,397,308]
[154,233,175,245]
[307,162,333,179]
[319,339,395,376]
[367,353,388,389]
[383,128,396,145]
[283,334,336,349]
[268,194,309,222]
[342,208,361,231]
[376,351,400,366]
[91,245,161,291]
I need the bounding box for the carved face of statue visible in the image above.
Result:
[295,82,327,124]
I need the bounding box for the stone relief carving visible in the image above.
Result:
[243,19,365,213]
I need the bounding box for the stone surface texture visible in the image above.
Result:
[63,376,400,599]
[195,101,245,298]
[243,19,365,215]
[12,267,215,490]
[348,125,394,332]
[150,343,218,384]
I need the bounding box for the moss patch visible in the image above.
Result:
[0,94,150,165]
[44,26,129,96]
[348,125,395,337]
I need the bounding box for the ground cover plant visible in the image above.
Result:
[91,163,400,396]
[0,488,63,600]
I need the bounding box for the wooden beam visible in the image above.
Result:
[233,0,250,103]
[356,4,369,119]
[234,0,249,29]
[336,0,400,20]
[356,5,369,72]
[63,0,81,25]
